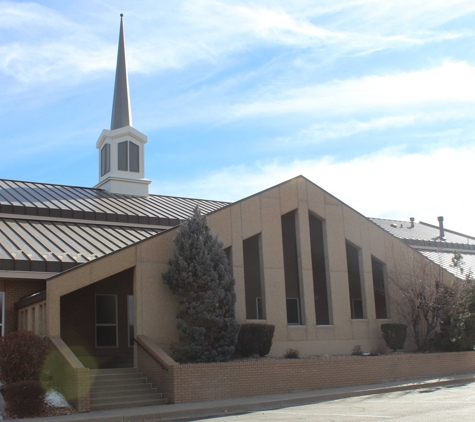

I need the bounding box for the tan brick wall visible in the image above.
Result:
[137,346,175,400]
[142,352,475,404]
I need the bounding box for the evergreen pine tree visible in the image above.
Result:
[163,206,239,362]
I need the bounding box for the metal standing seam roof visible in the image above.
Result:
[0,179,229,225]
[370,217,475,279]
[418,251,475,280]
[0,179,230,274]
[0,217,163,273]
[369,217,475,246]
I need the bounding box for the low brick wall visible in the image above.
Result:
[138,344,475,404]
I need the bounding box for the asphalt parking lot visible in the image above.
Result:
[197,381,475,421]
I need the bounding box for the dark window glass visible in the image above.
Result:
[96,326,117,347]
[128,295,134,347]
[372,258,388,319]
[118,141,128,171]
[346,242,364,319]
[309,214,330,325]
[243,234,264,319]
[282,211,302,325]
[129,142,139,172]
[100,144,110,176]
[96,295,117,325]
[0,292,3,325]
[129,326,134,347]
[286,298,300,324]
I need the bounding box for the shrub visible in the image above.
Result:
[0,331,52,383]
[163,207,239,362]
[369,342,388,356]
[381,323,407,352]
[3,381,45,418]
[284,348,300,359]
[235,324,275,357]
[351,344,363,356]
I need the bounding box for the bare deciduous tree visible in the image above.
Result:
[388,249,473,351]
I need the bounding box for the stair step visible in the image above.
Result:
[91,372,142,379]
[86,366,167,411]
[91,392,162,404]
[90,397,168,411]
[90,368,137,375]
[90,384,155,396]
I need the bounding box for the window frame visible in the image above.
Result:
[95,294,118,348]
[117,141,140,173]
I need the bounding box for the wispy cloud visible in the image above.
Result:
[1,0,472,88]
[227,61,475,120]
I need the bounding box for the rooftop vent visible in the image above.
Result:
[437,216,446,240]
[409,217,415,228]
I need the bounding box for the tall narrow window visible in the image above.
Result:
[100,144,111,176]
[309,214,330,325]
[128,295,134,347]
[224,247,233,276]
[372,257,388,319]
[281,211,302,325]
[0,292,4,336]
[118,141,140,172]
[243,234,264,319]
[346,242,364,319]
[96,295,118,347]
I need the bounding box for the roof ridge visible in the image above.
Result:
[0,178,229,204]
[419,221,475,241]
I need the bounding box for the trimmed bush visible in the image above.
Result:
[3,381,45,418]
[0,331,51,383]
[284,348,300,359]
[235,324,275,357]
[381,323,407,352]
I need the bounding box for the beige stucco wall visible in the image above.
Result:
[46,176,457,357]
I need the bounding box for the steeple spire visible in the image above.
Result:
[110,13,132,130]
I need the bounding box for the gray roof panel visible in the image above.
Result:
[0,179,229,225]
[419,251,475,280]
[0,217,163,273]
[370,217,475,249]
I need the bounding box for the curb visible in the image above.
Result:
[14,374,475,422]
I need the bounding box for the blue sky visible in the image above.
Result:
[2,0,475,234]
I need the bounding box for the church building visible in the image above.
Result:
[1,14,474,411]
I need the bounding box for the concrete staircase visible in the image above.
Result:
[89,368,167,411]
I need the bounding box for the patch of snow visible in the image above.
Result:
[45,390,71,408]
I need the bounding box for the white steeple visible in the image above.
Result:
[94,14,151,197]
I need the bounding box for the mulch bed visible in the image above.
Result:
[4,403,78,419]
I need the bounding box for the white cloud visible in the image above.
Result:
[0,0,472,87]
[228,61,475,120]
[155,145,475,236]
[272,110,474,148]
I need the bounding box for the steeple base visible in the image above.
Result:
[94,176,151,197]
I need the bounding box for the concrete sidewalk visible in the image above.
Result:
[15,374,475,422]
